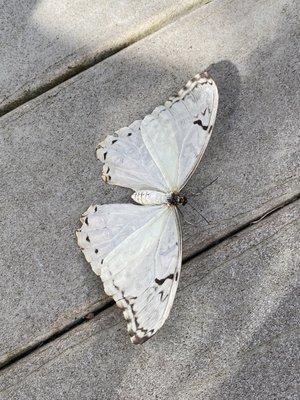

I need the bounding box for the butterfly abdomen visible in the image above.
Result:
[132,190,170,205]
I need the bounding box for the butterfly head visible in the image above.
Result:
[169,193,187,206]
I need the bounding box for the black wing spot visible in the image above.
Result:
[128,328,135,337]
[158,291,164,301]
[85,217,89,225]
[175,272,179,281]
[193,119,208,130]
[158,291,169,302]
[95,249,98,254]
[94,206,98,212]
[127,132,132,136]
[139,327,148,334]
[103,152,107,160]
[101,259,104,264]
[112,139,117,144]
[86,236,90,242]
[208,125,213,134]
[155,274,174,285]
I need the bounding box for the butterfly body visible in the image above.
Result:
[131,190,170,205]
[131,190,187,206]
[77,72,218,344]
[168,192,188,206]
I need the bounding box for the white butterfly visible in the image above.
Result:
[77,72,218,344]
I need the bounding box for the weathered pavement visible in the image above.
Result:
[0,0,209,115]
[0,202,298,399]
[0,0,299,398]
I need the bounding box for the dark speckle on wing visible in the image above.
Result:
[193,119,208,130]
[155,274,174,285]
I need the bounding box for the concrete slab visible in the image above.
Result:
[0,0,299,364]
[0,202,298,399]
[0,0,209,115]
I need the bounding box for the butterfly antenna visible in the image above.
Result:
[178,204,209,226]
[188,177,218,196]
[177,207,196,226]
[188,202,210,224]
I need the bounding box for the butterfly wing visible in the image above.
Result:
[141,72,219,191]
[96,120,169,192]
[96,72,218,192]
[77,204,182,343]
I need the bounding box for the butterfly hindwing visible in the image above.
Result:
[96,120,168,192]
[77,204,182,343]
[77,203,161,274]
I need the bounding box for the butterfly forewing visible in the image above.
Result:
[141,73,218,191]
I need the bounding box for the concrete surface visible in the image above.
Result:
[0,0,299,365]
[0,0,209,115]
[0,202,298,399]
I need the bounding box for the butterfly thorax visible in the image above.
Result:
[132,190,187,206]
[168,192,188,206]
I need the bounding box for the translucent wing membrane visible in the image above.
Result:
[77,204,160,274]
[97,72,218,192]
[141,72,218,190]
[77,204,182,343]
[96,121,168,192]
